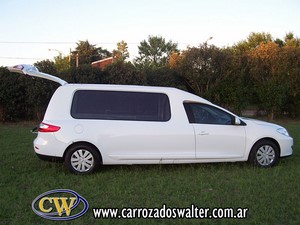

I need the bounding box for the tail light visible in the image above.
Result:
[38,123,61,132]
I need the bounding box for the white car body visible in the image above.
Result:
[34,84,293,166]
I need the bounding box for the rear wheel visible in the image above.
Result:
[249,140,279,168]
[65,144,101,174]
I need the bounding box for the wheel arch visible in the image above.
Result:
[63,141,103,164]
[248,137,281,160]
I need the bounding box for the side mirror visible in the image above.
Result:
[234,117,241,125]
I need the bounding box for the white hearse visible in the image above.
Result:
[8,65,293,174]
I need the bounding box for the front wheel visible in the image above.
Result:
[65,144,101,174]
[249,140,279,168]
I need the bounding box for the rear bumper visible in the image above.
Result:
[33,133,67,157]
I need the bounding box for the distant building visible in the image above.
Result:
[91,57,114,70]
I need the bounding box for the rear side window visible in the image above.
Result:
[71,90,171,121]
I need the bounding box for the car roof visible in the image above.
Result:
[61,83,210,104]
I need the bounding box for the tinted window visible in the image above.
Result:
[71,90,171,121]
[184,103,233,125]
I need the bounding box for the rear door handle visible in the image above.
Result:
[198,131,209,136]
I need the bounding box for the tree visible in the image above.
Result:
[34,59,57,75]
[249,41,280,78]
[274,38,285,47]
[175,45,250,113]
[177,44,229,97]
[54,55,69,72]
[168,51,182,69]
[103,61,146,85]
[67,65,103,84]
[29,60,59,120]
[0,67,27,121]
[278,45,300,117]
[134,36,178,68]
[113,40,129,61]
[233,32,273,53]
[0,61,62,121]
[284,32,300,47]
[70,40,111,66]
[248,42,285,119]
[145,66,184,89]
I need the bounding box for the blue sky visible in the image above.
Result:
[1,0,300,66]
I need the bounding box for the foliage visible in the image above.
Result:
[247,42,300,119]
[66,64,103,84]
[54,55,69,72]
[284,32,300,47]
[70,40,111,66]
[29,60,60,120]
[168,51,182,69]
[233,32,273,53]
[134,36,178,68]
[0,67,28,121]
[213,74,251,114]
[103,61,146,85]
[145,66,185,89]
[113,40,130,61]
[173,45,252,113]
[176,45,230,96]
[278,45,300,117]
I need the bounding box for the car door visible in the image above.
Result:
[100,119,195,163]
[184,103,246,159]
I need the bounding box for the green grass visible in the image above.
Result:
[0,122,299,225]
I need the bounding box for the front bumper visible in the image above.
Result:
[279,137,293,157]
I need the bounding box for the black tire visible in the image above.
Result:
[249,140,279,168]
[65,144,101,174]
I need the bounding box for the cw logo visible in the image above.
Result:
[38,196,76,216]
[32,189,88,221]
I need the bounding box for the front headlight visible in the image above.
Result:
[277,128,290,137]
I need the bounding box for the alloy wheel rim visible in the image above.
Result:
[71,149,94,172]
